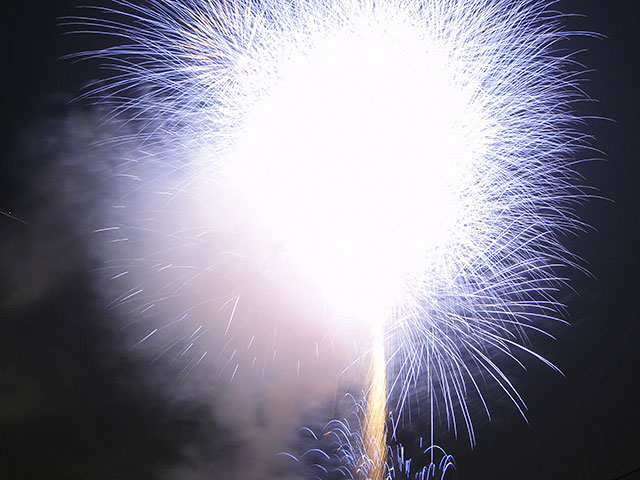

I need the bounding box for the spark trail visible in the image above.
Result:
[74,0,595,477]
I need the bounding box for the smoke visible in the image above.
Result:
[1,98,356,479]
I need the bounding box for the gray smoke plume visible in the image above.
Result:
[1,98,360,479]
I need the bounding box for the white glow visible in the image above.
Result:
[226,12,489,317]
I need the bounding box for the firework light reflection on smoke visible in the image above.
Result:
[72,0,595,476]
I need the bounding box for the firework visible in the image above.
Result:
[282,393,455,479]
[73,0,593,474]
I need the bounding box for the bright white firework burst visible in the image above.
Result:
[76,0,593,446]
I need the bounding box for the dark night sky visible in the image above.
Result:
[2,1,639,479]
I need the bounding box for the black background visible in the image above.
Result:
[2,1,639,479]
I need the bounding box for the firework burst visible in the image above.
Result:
[72,0,594,470]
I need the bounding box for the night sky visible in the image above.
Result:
[2,1,639,479]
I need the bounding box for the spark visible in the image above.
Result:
[0,210,29,225]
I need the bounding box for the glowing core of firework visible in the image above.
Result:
[225,15,489,318]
